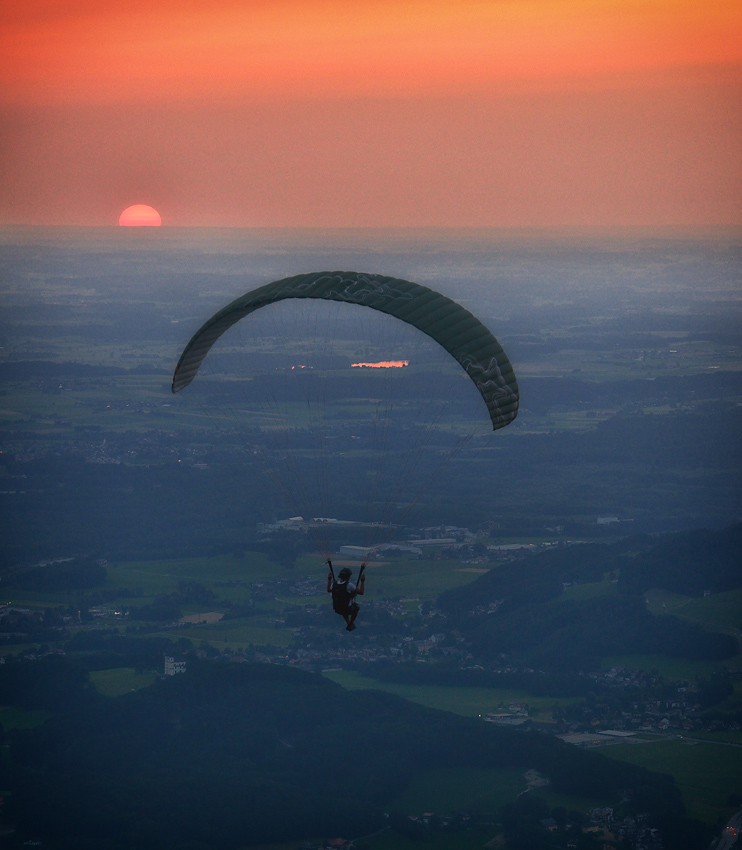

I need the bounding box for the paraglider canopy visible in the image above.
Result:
[172,271,518,430]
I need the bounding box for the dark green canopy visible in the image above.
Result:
[172,271,519,430]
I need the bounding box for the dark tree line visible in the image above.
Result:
[619,523,742,595]
[6,556,107,592]
[4,659,707,850]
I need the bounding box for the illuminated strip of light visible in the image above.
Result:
[351,360,409,368]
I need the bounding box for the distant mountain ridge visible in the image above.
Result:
[0,360,168,379]
[438,524,741,668]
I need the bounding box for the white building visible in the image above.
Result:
[164,655,186,676]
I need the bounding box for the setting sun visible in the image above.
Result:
[119,205,162,227]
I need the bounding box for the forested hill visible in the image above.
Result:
[437,524,741,669]
[5,658,701,850]
[619,522,742,595]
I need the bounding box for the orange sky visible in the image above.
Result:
[1,0,740,226]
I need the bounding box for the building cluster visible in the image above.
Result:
[257,519,580,563]
[562,667,742,737]
[3,427,192,466]
[306,806,668,849]
[483,703,530,726]
[233,627,741,737]
[585,808,664,850]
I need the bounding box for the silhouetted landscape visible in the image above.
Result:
[0,228,740,849]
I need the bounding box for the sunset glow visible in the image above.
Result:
[118,205,162,227]
[352,361,409,369]
[1,1,740,104]
[1,0,740,227]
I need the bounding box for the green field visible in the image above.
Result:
[559,579,618,602]
[322,670,578,721]
[0,705,49,730]
[10,552,481,609]
[1,553,277,610]
[600,652,742,680]
[0,374,184,436]
[0,642,56,658]
[526,786,615,818]
[687,729,742,745]
[391,766,525,814]
[603,737,742,825]
[355,558,485,601]
[0,549,486,659]
[89,667,157,697]
[107,553,281,594]
[162,622,294,649]
[672,588,742,634]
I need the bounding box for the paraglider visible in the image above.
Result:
[172,271,519,629]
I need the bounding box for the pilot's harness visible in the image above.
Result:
[327,558,365,614]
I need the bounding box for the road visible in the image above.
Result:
[711,808,742,850]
